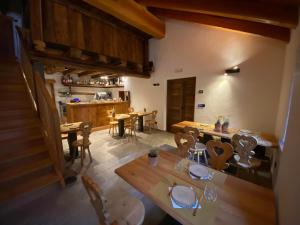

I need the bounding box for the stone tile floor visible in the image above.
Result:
[0,129,177,225]
[0,128,272,225]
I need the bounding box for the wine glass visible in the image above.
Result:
[204,183,218,202]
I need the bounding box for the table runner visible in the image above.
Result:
[150,174,218,225]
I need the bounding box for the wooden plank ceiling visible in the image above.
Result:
[84,0,300,42]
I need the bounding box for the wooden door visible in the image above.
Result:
[167,77,196,131]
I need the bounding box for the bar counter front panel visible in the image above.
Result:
[66,101,130,128]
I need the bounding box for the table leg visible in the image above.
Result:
[118,119,125,137]
[68,132,78,159]
[138,116,144,132]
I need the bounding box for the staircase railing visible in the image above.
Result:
[16,27,65,175]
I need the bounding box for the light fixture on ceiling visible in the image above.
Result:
[224,65,240,76]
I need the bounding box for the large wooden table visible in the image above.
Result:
[60,122,82,158]
[171,121,278,148]
[115,151,276,225]
[129,111,152,132]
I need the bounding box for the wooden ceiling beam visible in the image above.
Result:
[150,8,290,42]
[83,0,165,38]
[78,71,102,77]
[137,0,298,28]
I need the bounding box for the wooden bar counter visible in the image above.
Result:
[66,101,129,128]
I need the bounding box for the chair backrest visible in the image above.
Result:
[130,114,138,128]
[174,132,196,158]
[80,122,92,146]
[206,140,233,171]
[232,134,257,166]
[128,107,134,113]
[81,175,110,225]
[183,126,199,143]
[151,110,158,120]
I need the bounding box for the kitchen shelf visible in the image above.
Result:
[62,84,124,88]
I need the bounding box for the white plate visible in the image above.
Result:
[189,164,209,178]
[171,185,196,208]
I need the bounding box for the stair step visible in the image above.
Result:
[0,84,27,92]
[0,137,45,153]
[0,109,36,120]
[0,144,47,164]
[0,117,40,130]
[0,172,60,202]
[0,100,32,110]
[0,158,53,183]
[0,125,42,142]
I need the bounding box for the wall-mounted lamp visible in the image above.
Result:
[224,66,240,76]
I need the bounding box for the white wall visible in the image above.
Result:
[273,17,300,225]
[125,20,286,133]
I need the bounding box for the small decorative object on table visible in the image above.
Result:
[222,118,230,133]
[214,116,222,132]
[148,148,159,166]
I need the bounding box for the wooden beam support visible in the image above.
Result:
[78,71,101,77]
[138,0,298,28]
[151,8,290,42]
[83,0,165,38]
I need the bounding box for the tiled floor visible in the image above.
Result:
[0,129,177,225]
[0,129,272,225]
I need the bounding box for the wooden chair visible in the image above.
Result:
[174,132,196,158]
[206,140,233,171]
[232,134,262,177]
[125,114,138,138]
[81,175,145,225]
[107,110,118,136]
[72,122,92,167]
[128,107,134,113]
[145,110,158,133]
[183,126,208,164]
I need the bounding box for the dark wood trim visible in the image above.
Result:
[138,0,298,28]
[151,8,291,42]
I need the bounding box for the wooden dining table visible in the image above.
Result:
[60,122,82,158]
[115,151,276,225]
[129,111,152,132]
[171,121,278,148]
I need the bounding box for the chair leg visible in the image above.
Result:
[87,147,92,163]
[203,150,208,165]
[197,152,200,164]
[109,125,111,134]
[80,146,84,167]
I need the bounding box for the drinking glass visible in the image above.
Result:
[204,183,218,202]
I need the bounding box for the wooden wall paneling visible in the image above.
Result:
[103,23,114,58]
[30,0,43,41]
[68,7,85,50]
[82,15,103,53]
[43,0,56,43]
[52,1,70,46]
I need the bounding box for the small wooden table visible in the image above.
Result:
[109,114,131,137]
[129,112,152,132]
[171,121,278,148]
[115,151,276,225]
[60,122,82,158]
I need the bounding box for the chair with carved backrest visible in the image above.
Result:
[206,140,233,171]
[72,122,93,167]
[183,126,208,164]
[232,134,261,177]
[107,109,118,136]
[125,114,138,138]
[145,110,158,133]
[174,132,196,158]
[81,175,145,225]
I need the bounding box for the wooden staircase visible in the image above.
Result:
[0,58,63,203]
